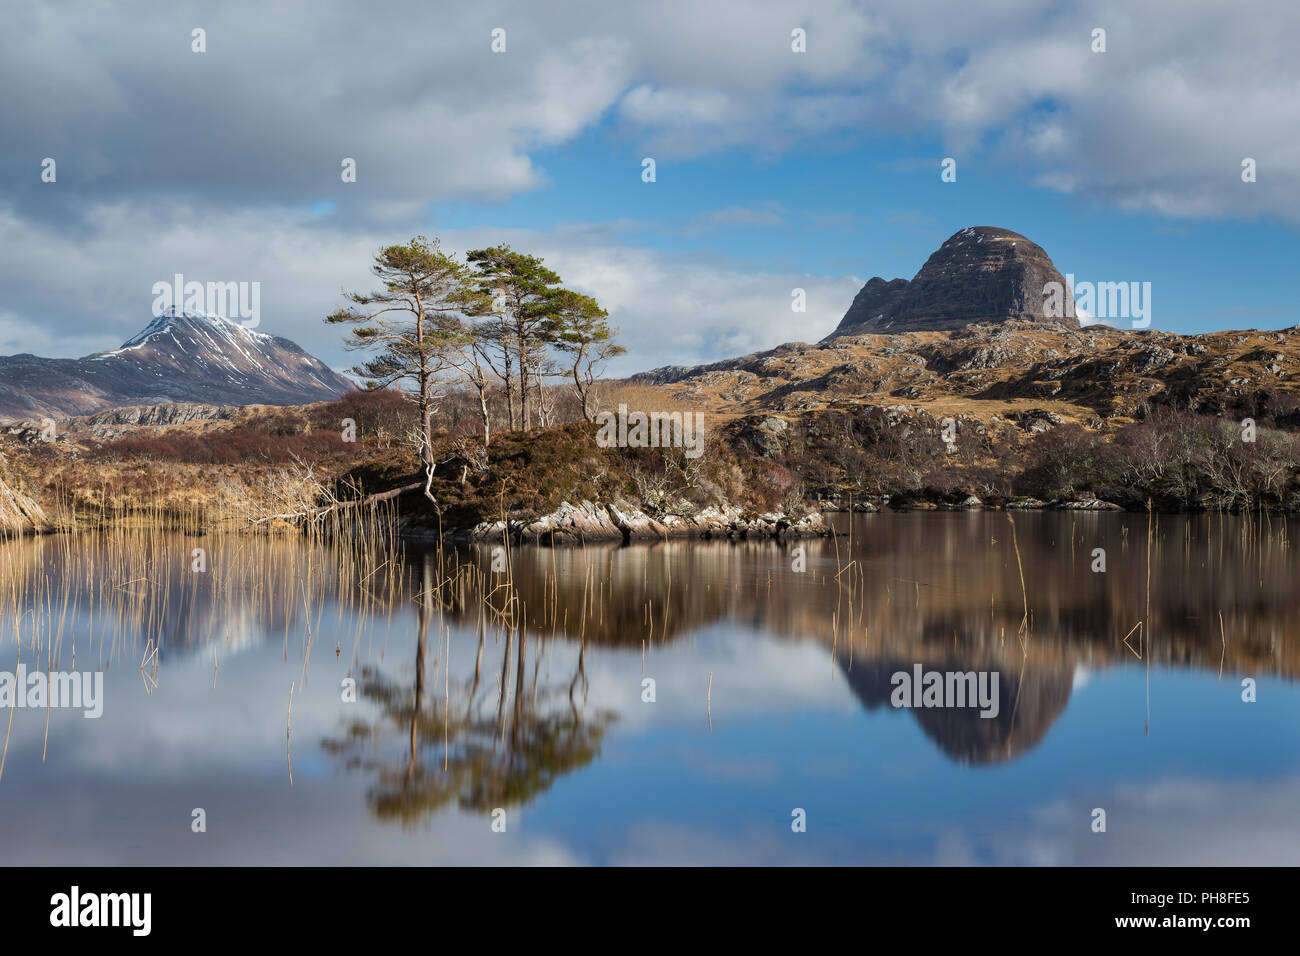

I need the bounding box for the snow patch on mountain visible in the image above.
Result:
[0,309,354,420]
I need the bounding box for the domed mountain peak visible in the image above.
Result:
[825,226,1077,339]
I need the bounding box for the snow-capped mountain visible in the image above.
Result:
[0,309,354,420]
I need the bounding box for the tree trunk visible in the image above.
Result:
[504,352,516,431]
[476,384,491,447]
[573,363,595,423]
[421,392,434,468]
[536,376,554,427]
[519,356,530,431]
[415,305,433,468]
[409,554,429,781]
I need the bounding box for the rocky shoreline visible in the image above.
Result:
[409,492,1135,546]
[416,500,834,544]
[817,494,1124,513]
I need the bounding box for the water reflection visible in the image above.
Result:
[0,512,1296,864]
[835,657,1073,765]
[322,555,617,826]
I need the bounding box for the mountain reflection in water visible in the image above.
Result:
[0,511,1297,864]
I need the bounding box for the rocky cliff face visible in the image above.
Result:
[0,309,354,421]
[79,403,241,433]
[824,226,1078,339]
[835,277,910,336]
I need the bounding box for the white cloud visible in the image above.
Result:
[5,1,1295,219]
[0,202,856,373]
[986,775,1300,866]
[3,0,1299,371]
[685,203,787,234]
[621,85,733,126]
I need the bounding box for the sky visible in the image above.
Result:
[2,0,1298,377]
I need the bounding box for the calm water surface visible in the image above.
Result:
[1,512,1297,865]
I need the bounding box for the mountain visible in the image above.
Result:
[631,320,1300,429]
[0,309,354,420]
[824,226,1078,339]
[629,225,1293,428]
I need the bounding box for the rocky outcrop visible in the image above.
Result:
[824,226,1079,339]
[629,342,818,388]
[81,402,240,429]
[628,320,1300,433]
[452,500,832,544]
[3,402,244,441]
[1005,408,1066,433]
[837,277,910,335]
[0,465,51,536]
[734,416,791,459]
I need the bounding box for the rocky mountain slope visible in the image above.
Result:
[825,226,1077,338]
[630,224,1297,431]
[632,321,1300,429]
[0,309,354,421]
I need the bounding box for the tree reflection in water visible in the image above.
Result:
[323,552,616,826]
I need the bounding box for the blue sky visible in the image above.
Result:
[2,0,1298,375]
[438,126,1300,336]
